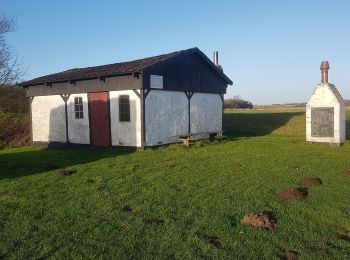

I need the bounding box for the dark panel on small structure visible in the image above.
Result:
[311,107,334,137]
[142,51,228,94]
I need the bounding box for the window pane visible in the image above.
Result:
[74,97,84,118]
[119,95,130,122]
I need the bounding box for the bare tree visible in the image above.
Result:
[0,13,23,85]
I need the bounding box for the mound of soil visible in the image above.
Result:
[298,178,322,187]
[240,213,276,229]
[285,251,300,260]
[276,188,307,201]
[338,170,350,177]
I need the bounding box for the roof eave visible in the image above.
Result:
[19,71,141,88]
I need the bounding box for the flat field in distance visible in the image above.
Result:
[0,109,350,259]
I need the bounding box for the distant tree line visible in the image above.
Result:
[224,96,253,109]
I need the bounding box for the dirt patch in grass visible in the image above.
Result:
[240,213,276,229]
[145,218,164,227]
[164,162,176,170]
[338,234,350,242]
[337,229,350,242]
[338,170,350,177]
[288,165,300,171]
[196,233,221,247]
[122,205,133,212]
[284,250,300,260]
[276,188,307,201]
[298,178,322,187]
[132,164,140,171]
[232,162,243,168]
[56,169,76,177]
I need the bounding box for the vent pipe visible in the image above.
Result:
[213,50,223,71]
[213,50,219,65]
[320,61,330,84]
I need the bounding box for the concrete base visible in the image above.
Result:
[306,141,343,147]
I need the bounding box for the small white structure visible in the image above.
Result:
[20,48,233,148]
[306,61,346,145]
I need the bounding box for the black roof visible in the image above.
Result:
[20,47,233,87]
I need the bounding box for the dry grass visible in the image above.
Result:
[0,111,30,148]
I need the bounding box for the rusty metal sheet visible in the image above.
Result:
[311,107,334,137]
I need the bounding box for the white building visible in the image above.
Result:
[21,48,233,148]
[306,61,346,145]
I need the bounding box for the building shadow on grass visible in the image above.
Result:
[0,146,133,179]
[223,111,305,138]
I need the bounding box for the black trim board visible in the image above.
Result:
[144,89,151,98]
[185,91,194,134]
[60,94,70,143]
[132,89,141,98]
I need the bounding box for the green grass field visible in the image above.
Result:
[1,109,350,259]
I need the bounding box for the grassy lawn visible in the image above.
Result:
[1,109,350,258]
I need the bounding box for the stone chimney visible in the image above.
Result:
[320,61,329,84]
[213,50,223,71]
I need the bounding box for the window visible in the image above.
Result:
[74,97,84,119]
[150,75,163,89]
[119,95,130,122]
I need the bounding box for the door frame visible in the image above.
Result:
[87,91,112,147]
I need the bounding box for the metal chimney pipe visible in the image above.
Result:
[320,61,330,84]
[213,51,219,65]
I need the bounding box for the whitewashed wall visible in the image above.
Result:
[31,95,66,142]
[67,94,90,144]
[306,84,346,144]
[190,93,222,134]
[145,90,188,146]
[109,90,142,147]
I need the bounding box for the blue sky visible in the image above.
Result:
[2,0,350,104]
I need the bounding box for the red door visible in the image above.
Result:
[88,92,111,147]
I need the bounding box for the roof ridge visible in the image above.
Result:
[61,50,181,73]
